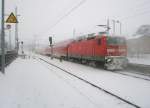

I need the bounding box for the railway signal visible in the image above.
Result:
[49,36,52,45]
[49,36,53,59]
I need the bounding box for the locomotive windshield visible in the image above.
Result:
[107,37,126,45]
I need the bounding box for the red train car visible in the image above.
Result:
[45,35,128,70]
[52,39,74,58]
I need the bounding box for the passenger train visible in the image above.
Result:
[44,34,128,70]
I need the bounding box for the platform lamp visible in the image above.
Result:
[21,41,24,54]
[116,20,122,35]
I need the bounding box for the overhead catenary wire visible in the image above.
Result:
[40,0,87,35]
[39,0,150,37]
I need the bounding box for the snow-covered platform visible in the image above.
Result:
[0,57,134,108]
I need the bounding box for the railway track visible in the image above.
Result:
[39,57,141,108]
[112,63,150,81]
[65,58,150,82]
[127,63,150,73]
[110,70,150,81]
[126,71,150,77]
[43,55,150,82]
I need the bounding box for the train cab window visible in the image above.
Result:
[97,39,101,45]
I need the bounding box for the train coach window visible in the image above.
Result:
[97,39,101,45]
[107,37,126,45]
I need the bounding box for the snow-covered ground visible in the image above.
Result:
[128,54,150,65]
[39,55,150,108]
[128,57,150,65]
[0,57,135,108]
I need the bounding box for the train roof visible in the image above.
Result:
[52,34,126,47]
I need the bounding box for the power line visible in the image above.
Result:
[40,0,87,35]
[39,0,150,37]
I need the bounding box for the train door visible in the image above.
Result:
[94,38,102,56]
[92,39,95,57]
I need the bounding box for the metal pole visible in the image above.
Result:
[112,20,115,35]
[1,0,5,73]
[107,19,110,36]
[21,41,24,54]
[120,22,122,35]
[33,35,37,51]
[9,29,11,50]
[116,20,122,35]
[15,7,19,53]
[51,45,53,59]
[73,28,75,37]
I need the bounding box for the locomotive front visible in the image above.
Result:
[104,36,128,70]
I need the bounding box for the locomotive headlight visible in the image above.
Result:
[106,58,112,63]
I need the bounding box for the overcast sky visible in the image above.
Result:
[2,0,150,46]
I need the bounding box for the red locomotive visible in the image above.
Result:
[45,34,128,70]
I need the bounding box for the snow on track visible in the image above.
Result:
[38,55,150,108]
[0,57,134,108]
[107,70,150,81]
[39,58,140,108]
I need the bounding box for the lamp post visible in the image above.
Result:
[110,19,122,35]
[116,20,122,35]
[112,20,116,35]
[21,41,24,54]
